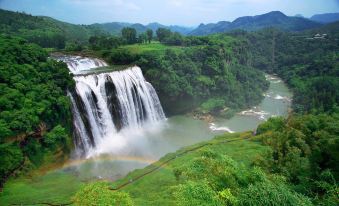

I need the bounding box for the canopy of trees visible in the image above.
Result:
[121,27,137,44]
[0,35,74,186]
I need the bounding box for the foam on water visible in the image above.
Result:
[209,123,234,133]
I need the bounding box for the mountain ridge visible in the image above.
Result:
[189,11,322,35]
[310,12,339,23]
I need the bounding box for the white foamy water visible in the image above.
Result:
[56,55,108,74]
[209,123,234,133]
[274,94,291,102]
[239,108,270,120]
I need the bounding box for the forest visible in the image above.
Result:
[0,8,338,206]
[0,35,74,187]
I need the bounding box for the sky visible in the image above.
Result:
[0,0,338,26]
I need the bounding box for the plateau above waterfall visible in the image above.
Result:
[53,55,108,74]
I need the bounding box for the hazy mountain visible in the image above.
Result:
[92,22,194,35]
[189,11,322,36]
[310,13,339,23]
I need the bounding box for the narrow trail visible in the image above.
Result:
[10,202,73,206]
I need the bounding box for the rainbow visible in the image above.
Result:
[59,155,157,169]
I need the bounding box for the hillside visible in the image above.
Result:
[190,11,322,36]
[0,8,193,48]
[90,22,194,35]
[0,9,105,48]
[310,13,339,23]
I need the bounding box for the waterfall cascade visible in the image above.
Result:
[56,56,165,156]
[56,55,108,74]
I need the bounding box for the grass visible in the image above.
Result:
[111,132,269,206]
[117,41,183,56]
[0,132,268,205]
[0,171,84,205]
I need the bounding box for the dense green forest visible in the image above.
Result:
[128,35,269,114]
[79,27,270,115]
[0,35,74,187]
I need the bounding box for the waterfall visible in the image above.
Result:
[56,55,108,74]
[55,56,165,157]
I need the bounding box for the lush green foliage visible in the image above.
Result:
[73,182,134,206]
[256,112,339,205]
[173,180,221,206]
[100,35,268,114]
[138,40,268,114]
[0,35,74,185]
[89,35,123,50]
[121,27,137,44]
[0,143,24,184]
[172,149,312,206]
[0,35,73,140]
[101,133,319,205]
[0,9,105,48]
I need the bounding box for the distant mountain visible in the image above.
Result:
[90,22,132,35]
[189,11,322,36]
[310,13,339,23]
[91,22,194,35]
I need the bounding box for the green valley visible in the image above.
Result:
[0,3,338,206]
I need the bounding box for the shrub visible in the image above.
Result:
[73,182,134,206]
[238,177,312,206]
[200,98,225,113]
[173,180,222,206]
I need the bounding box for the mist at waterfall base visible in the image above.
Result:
[53,56,291,181]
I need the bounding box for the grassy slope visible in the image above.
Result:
[0,132,268,205]
[117,41,184,55]
[0,172,83,205]
[111,132,268,206]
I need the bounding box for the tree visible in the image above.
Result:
[146,29,153,43]
[156,28,172,42]
[121,27,137,44]
[138,33,147,44]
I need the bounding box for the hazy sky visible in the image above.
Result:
[0,0,338,26]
